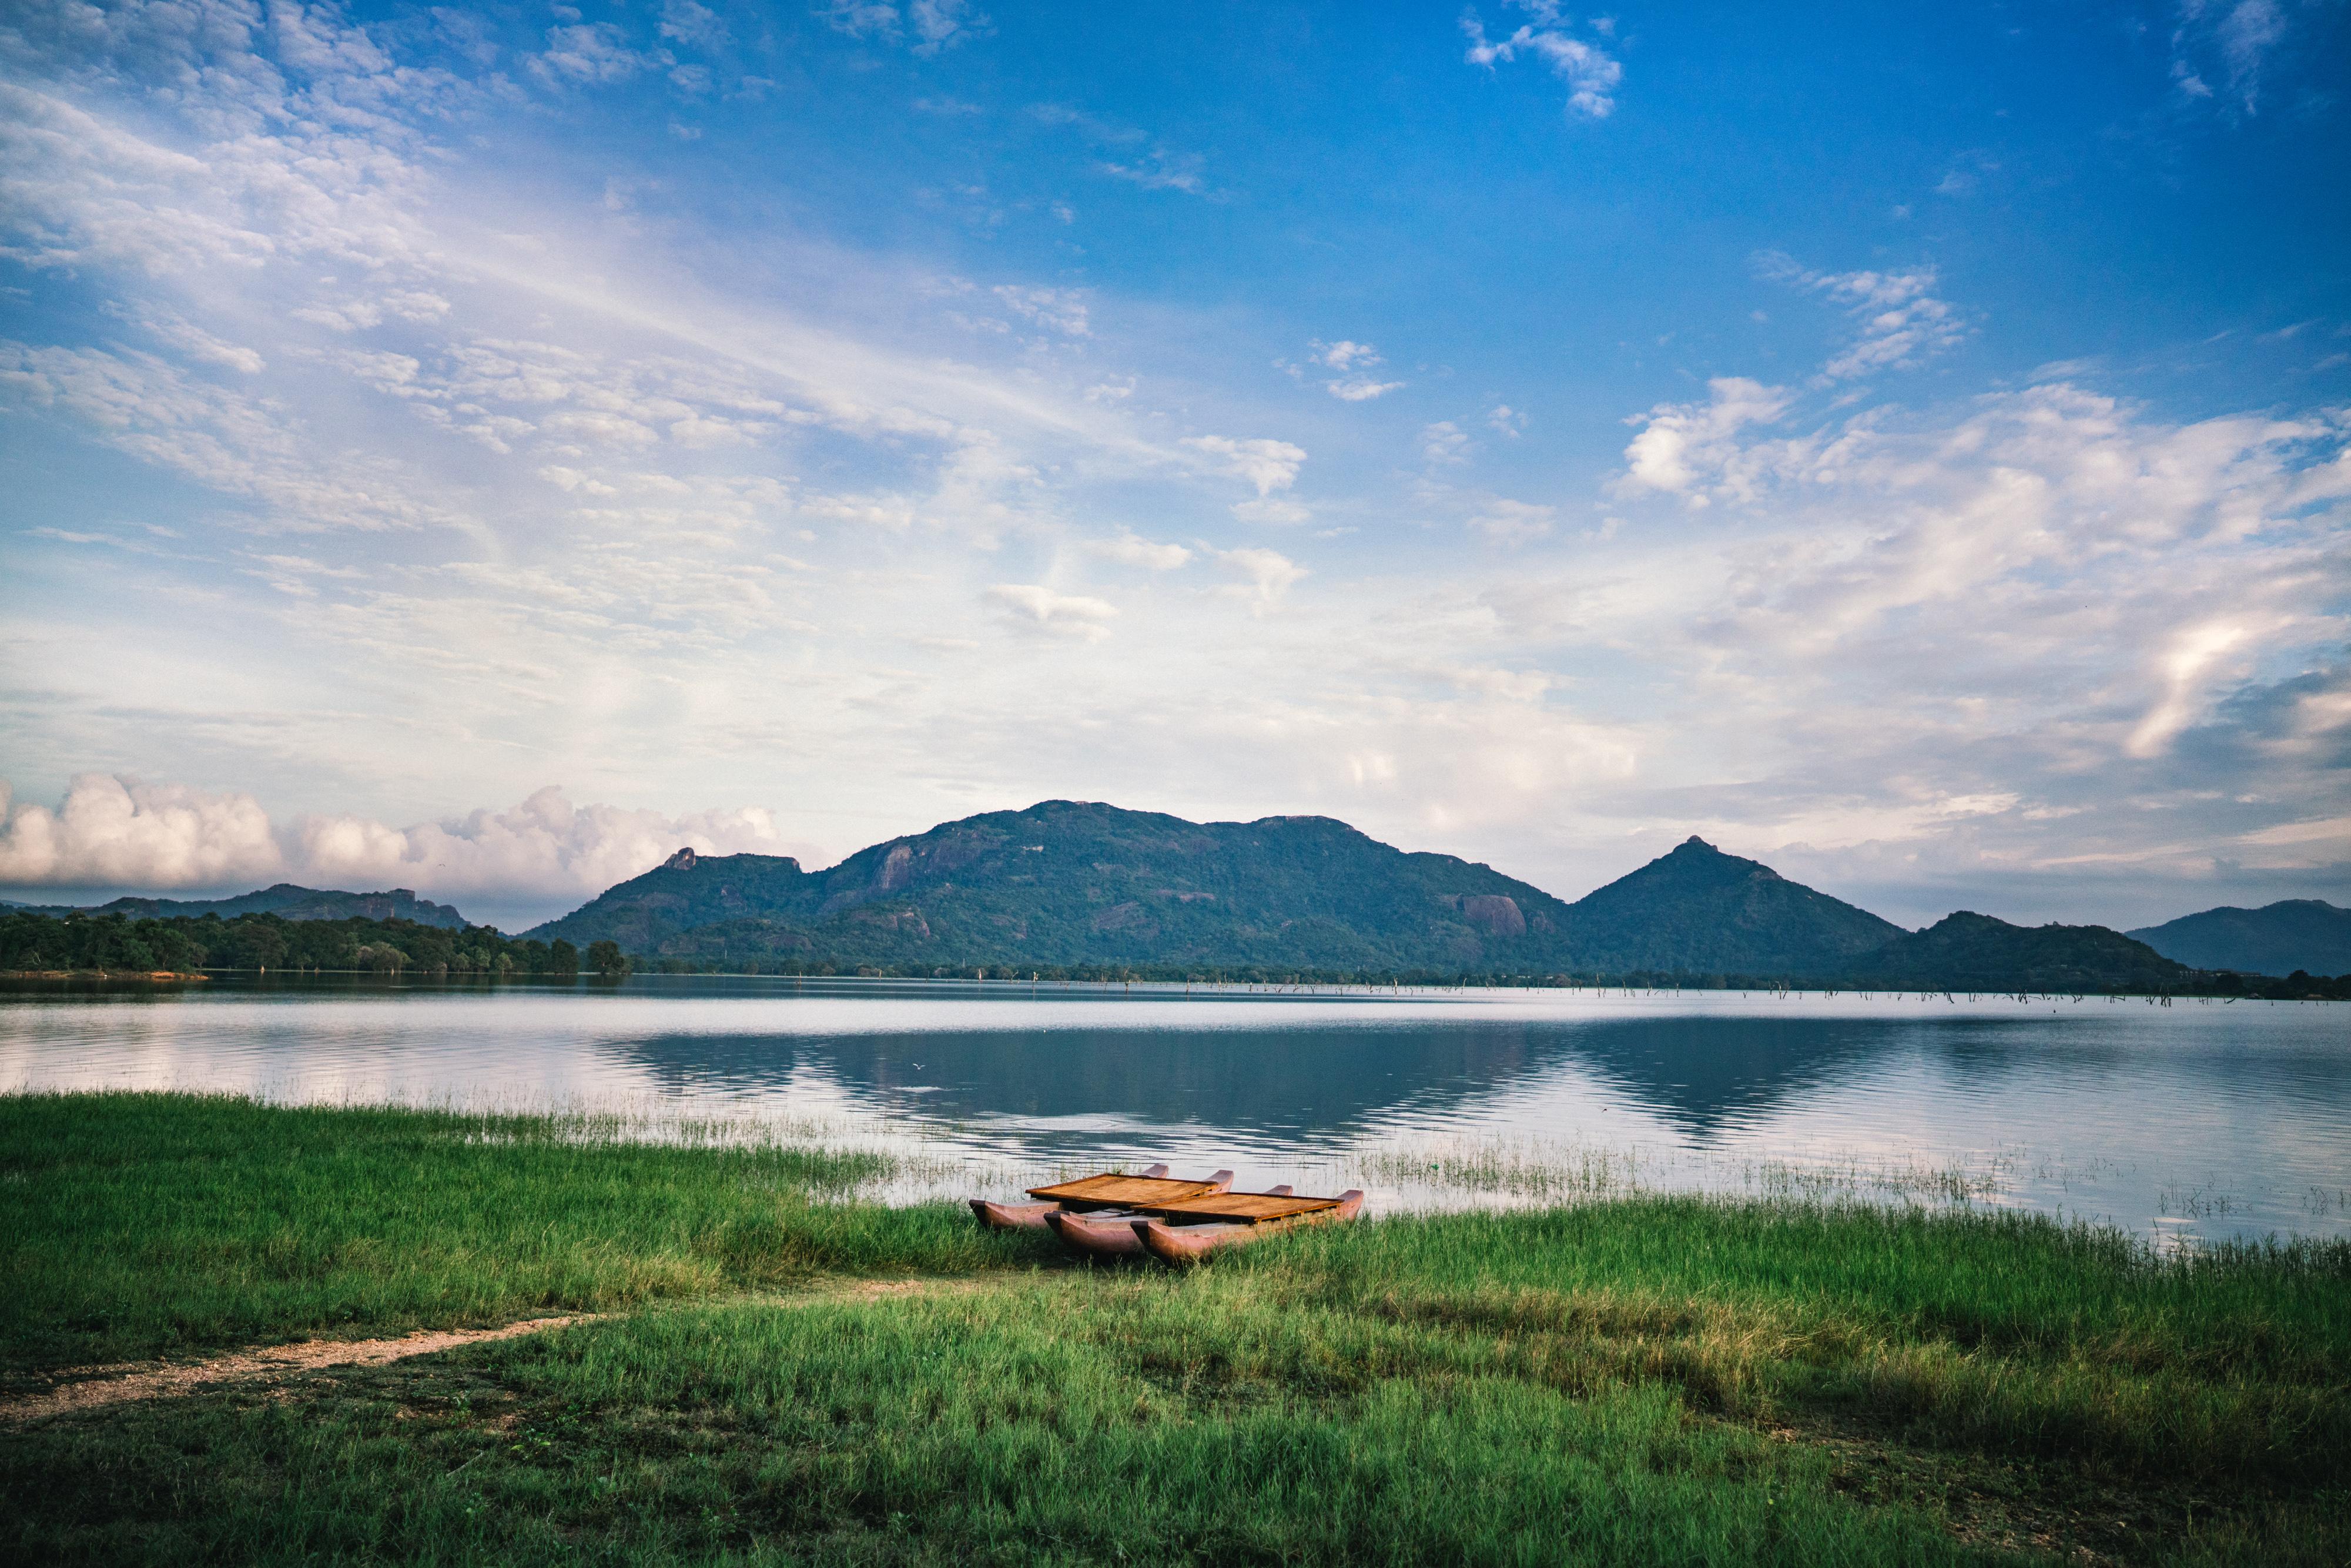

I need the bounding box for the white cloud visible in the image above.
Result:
[1285,340,1404,400]
[986,582,1120,639]
[2171,0,2290,116]
[820,0,988,54]
[128,310,266,374]
[1184,434,1307,495]
[1087,532,1191,570]
[0,775,282,889]
[1461,4,1625,119]
[1233,497,1312,525]
[992,285,1090,337]
[1486,404,1526,437]
[531,24,648,86]
[1216,547,1306,610]
[1421,421,1472,465]
[659,0,729,48]
[0,777,792,919]
[1615,377,1793,500]
[1756,252,1966,381]
[1468,498,1555,544]
[1097,152,1207,195]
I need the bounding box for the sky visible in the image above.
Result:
[0,0,2346,933]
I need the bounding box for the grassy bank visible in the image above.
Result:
[2,1094,2345,1564]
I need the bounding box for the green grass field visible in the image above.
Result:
[2,1093,2345,1565]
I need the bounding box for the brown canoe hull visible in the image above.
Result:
[1045,1209,1147,1257]
[970,1199,1059,1231]
[1136,1190,1364,1265]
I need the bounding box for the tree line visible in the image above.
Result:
[0,911,627,981]
[5,908,2340,999]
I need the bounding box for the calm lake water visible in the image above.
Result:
[4,976,2345,1248]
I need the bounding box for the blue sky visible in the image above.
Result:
[1,0,2346,930]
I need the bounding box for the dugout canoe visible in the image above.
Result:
[967,1164,1234,1231]
[1133,1188,1365,1265]
[1049,1186,1294,1258]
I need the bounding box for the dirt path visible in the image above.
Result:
[0,1277,1006,1425]
[0,1316,594,1425]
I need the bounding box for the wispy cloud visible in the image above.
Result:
[820,0,989,56]
[1461,2,1626,119]
[2170,0,2290,116]
[1756,252,1966,381]
[987,582,1120,640]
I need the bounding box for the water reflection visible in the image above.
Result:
[0,977,2343,1245]
[610,1014,1951,1141]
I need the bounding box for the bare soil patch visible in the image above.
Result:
[0,1316,594,1424]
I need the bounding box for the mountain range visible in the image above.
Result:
[11,884,469,929]
[526,800,2213,987]
[15,802,2342,989]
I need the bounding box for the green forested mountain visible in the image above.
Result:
[2126,899,2351,979]
[533,803,1908,981]
[531,802,1580,974]
[1555,836,1904,976]
[15,884,470,929]
[1846,912,2189,993]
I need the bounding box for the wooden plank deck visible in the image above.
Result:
[1027,1174,1223,1208]
[1144,1192,1345,1224]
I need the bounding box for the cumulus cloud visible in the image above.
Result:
[986,582,1120,639]
[1756,252,1965,381]
[1615,377,1793,501]
[1304,339,1404,400]
[0,777,793,922]
[1184,434,1307,495]
[0,775,280,890]
[1461,2,1625,119]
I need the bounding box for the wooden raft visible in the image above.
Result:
[1142,1192,1347,1224]
[1027,1174,1227,1211]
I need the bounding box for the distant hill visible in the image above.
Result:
[1846,912,2188,993]
[2126,900,2351,978]
[1556,836,1903,977]
[15,884,470,930]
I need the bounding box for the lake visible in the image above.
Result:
[4,976,2345,1248]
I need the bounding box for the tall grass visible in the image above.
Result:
[4,1092,2346,1564]
[0,1092,1026,1375]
